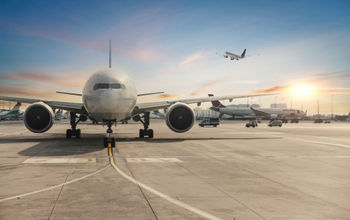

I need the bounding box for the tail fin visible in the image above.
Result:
[241,49,246,57]
[208,94,226,108]
[12,102,21,111]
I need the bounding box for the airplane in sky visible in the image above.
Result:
[224,49,246,61]
[208,94,258,120]
[0,103,21,120]
[0,42,270,147]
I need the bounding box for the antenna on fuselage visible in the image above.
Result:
[109,40,112,68]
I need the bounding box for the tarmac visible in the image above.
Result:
[0,120,350,220]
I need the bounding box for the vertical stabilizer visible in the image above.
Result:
[12,102,21,111]
[241,49,246,57]
[208,94,226,108]
[109,40,112,68]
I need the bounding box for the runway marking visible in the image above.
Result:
[0,165,109,203]
[305,140,350,149]
[126,157,183,163]
[108,146,222,220]
[23,157,96,164]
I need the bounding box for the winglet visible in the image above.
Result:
[109,40,112,68]
[241,49,246,57]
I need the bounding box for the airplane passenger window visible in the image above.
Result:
[93,83,125,90]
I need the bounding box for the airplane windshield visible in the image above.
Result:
[93,83,125,90]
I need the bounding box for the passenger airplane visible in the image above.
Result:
[224,49,246,61]
[0,42,269,147]
[208,94,257,119]
[0,103,21,120]
[250,107,306,123]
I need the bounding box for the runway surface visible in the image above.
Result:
[0,120,350,219]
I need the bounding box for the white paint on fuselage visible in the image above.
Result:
[82,69,137,122]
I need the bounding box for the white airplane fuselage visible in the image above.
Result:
[82,69,137,122]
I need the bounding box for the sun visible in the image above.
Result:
[289,84,316,96]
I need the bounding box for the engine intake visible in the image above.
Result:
[166,103,195,133]
[24,102,54,133]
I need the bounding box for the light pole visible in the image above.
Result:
[331,94,334,120]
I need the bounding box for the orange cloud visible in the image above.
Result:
[253,85,290,94]
[3,72,85,87]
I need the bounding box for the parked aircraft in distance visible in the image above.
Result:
[0,42,271,147]
[250,107,306,123]
[208,94,257,120]
[0,103,21,120]
[224,49,246,61]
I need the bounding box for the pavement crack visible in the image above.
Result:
[122,157,159,220]
[47,172,70,220]
[176,162,266,220]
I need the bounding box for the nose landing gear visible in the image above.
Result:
[104,121,116,148]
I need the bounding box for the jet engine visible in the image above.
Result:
[24,102,54,133]
[166,103,195,133]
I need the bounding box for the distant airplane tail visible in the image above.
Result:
[12,102,21,111]
[241,49,246,57]
[208,94,226,108]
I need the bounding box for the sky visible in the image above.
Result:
[0,0,350,114]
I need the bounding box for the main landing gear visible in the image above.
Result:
[103,121,116,148]
[66,112,81,138]
[138,112,153,138]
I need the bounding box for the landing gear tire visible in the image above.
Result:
[139,129,144,138]
[139,129,153,138]
[138,112,154,138]
[66,112,83,139]
[66,129,81,139]
[148,129,154,138]
[66,129,72,138]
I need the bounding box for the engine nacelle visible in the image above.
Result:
[166,103,195,133]
[24,102,54,133]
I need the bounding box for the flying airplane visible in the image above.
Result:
[0,42,270,147]
[0,103,21,120]
[208,94,257,119]
[224,49,246,61]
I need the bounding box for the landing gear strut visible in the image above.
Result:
[66,112,81,139]
[103,121,115,148]
[138,112,153,138]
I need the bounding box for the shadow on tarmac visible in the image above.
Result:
[116,137,282,143]
[0,133,282,156]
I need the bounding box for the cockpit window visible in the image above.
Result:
[93,83,125,90]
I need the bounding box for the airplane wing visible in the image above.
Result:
[0,96,86,114]
[225,51,240,58]
[135,93,274,113]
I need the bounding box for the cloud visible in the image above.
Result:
[1,7,166,63]
[179,51,204,67]
[190,75,236,96]
[0,86,56,98]
[3,72,86,87]
[253,85,289,94]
